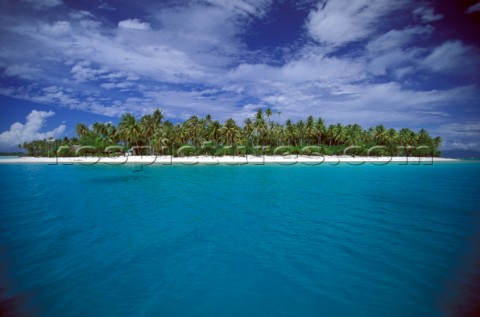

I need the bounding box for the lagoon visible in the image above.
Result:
[1,162,479,316]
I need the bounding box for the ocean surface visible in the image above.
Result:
[1,162,479,317]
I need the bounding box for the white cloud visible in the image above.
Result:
[150,1,270,67]
[229,55,365,84]
[0,110,66,148]
[306,0,406,48]
[4,64,42,80]
[434,123,480,150]
[69,10,94,20]
[1,0,271,88]
[203,0,265,16]
[40,21,71,37]
[232,79,474,128]
[70,61,109,82]
[97,1,116,11]
[413,6,443,23]
[100,82,134,90]
[366,26,433,54]
[437,123,480,137]
[446,142,479,150]
[365,26,433,76]
[20,0,62,9]
[282,55,365,83]
[15,16,209,83]
[0,85,154,118]
[118,19,151,30]
[466,2,480,14]
[143,88,244,121]
[423,41,480,73]
[367,49,420,76]
[1,0,479,153]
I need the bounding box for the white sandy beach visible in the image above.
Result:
[0,155,458,165]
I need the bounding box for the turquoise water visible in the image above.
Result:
[1,162,479,317]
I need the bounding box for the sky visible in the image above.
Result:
[0,0,479,152]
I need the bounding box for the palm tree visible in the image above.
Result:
[333,123,345,146]
[254,109,266,146]
[92,122,107,139]
[185,115,201,146]
[258,122,268,146]
[265,108,274,145]
[270,123,283,147]
[265,108,273,126]
[105,123,118,144]
[205,114,212,124]
[398,128,416,156]
[431,136,442,156]
[305,116,315,145]
[152,128,170,155]
[374,125,387,145]
[243,118,254,147]
[417,128,430,145]
[140,114,156,154]
[208,120,222,145]
[296,120,305,146]
[152,109,164,125]
[21,108,444,158]
[385,128,398,155]
[326,124,335,146]
[222,118,239,146]
[285,119,297,146]
[345,124,363,146]
[386,128,398,143]
[118,113,141,153]
[75,123,90,139]
[315,117,326,146]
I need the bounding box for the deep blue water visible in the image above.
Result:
[1,162,479,317]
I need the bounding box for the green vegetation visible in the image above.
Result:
[19,108,442,157]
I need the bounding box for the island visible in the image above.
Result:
[3,108,455,164]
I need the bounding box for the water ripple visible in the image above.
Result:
[0,163,479,317]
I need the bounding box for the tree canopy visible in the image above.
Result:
[19,108,442,157]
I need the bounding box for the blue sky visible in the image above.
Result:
[0,0,479,152]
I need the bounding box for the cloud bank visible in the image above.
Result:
[0,0,479,150]
[0,110,66,148]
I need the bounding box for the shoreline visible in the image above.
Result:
[0,155,460,165]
